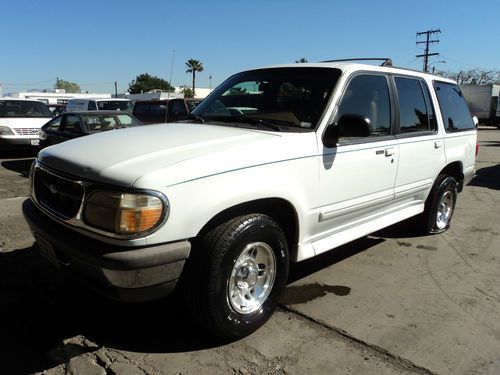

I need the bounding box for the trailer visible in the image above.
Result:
[461,84,500,127]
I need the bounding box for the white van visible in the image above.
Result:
[0,98,53,149]
[65,98,133,113]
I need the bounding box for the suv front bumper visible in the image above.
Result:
[22,199,191,302]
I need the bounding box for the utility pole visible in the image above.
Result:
[114,81,118,98]
[416,29,441,72]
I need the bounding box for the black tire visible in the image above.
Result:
[419,175,458,234]
[182,214,289,340]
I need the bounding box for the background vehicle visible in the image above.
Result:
[39,111,142,148]
[66,98,134,113]
[0,99,53,149]
[48,104,66,116]
[461,84,500,127]
[132,98,201,124]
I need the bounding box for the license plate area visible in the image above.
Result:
[35,233,59,268]
[30,139,40,146]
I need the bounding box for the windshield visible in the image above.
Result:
[0,100,53,118]
[192,67,341,131]
[97,100,134,112]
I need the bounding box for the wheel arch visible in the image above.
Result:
[438,161,465,192]
[195,198,300,258]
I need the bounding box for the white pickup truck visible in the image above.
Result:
[23,60,477,339]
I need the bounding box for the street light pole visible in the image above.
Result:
[167,49,175,100]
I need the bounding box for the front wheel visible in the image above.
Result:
[182,214,289,340]
[419,175,458,234]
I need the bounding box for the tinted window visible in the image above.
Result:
[81,114,118,132]
[395,77,434,134]
[46,117,62,131]
[61,115,82,134]
[88,101,98,110]
[0,100,53,118]
[434,82,475,132]
[335,74,391,138]
[97,100,133,112]
[170,100,187,114]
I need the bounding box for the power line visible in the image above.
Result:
[416,29,441,72]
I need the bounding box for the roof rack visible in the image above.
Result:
[320,58,393,67]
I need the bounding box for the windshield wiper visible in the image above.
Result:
[209,116,284,131]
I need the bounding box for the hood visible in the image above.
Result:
[0,117,50,128]
[38,123,317,188]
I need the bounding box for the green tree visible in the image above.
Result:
[128,73,174,94]
[180,85,194,98]
[55,78,81,93]
[438,69,500,85]
[185,59,204,97]
[295,58,308,63]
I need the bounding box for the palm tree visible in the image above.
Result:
[185,59,204,97]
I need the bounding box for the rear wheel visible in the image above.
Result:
[183,214,289,340]
[419,175,458,234]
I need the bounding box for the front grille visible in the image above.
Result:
[14,128,41,136]
[33,167,84,219]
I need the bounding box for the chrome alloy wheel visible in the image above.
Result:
[436,190,454,230]
[228,242,276,314]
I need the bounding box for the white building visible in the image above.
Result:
[125,87,214,101]
[6,90,111,105]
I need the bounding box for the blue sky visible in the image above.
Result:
[2,0,499,94]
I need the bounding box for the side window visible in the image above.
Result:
[61,115,82,134]
[434,81,475,132]
[170,100,187,114]
[87,101,97,110]
[46,117,62,131]
[335,74,391,138]
[395,77,435,134]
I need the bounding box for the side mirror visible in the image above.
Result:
[323,114,372,148]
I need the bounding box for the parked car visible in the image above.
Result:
[23,60,477,340]
[39,111,142,148]
[66,98,134,113]
[0,99,53,149]
[132,98,202,124]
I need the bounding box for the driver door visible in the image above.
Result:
[313,73,399,254]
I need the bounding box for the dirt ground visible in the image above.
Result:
[0,129,499,375]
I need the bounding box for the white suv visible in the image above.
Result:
[23,60,477,339]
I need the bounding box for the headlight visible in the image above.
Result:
[0,126,14,135]
[84,191,166,235]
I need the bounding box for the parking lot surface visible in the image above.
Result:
[1,128,499,375]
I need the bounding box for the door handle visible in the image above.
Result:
[385,148,395,157]
[434,141,442,149]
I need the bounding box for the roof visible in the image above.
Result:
[0,97,51,103]
[245,62,457,84]
[66,98,132,102]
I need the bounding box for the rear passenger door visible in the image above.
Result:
[391,76,445,210]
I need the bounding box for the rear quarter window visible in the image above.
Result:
[434,81,475,132]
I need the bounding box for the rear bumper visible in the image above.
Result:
[22,198,191,302]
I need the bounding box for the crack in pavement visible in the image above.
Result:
[278,305,437,375]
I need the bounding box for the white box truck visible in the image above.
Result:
[461,84,500,128]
